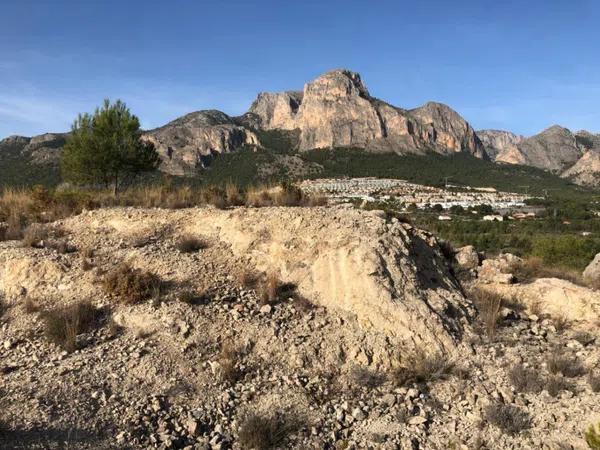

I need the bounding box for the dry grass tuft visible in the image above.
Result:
[546,374,573,397]
[349,365,386,390]
[179,289,209,306]
[485,403,531,435]
[546,350,586,378]
[588,371,600,392]
[258,272,282,305]
[508,364,545,393]
[42,300,101,352]
[175,234,208,253]
[391,353,455,386]
[238,412,298,450]
[103,264,162,304]
[238,268,261,289]
[510,257,583,285]
[218,343,243,384]
[23,297,41,314]
[552,315,571,333]
[468,287,503,341]
[22,223,49,248]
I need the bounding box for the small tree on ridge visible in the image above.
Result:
[61,99,160,194]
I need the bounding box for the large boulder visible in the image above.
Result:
[454,245,480,270]
[583,253,600,287]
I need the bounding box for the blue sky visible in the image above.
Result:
[1,0,598,138]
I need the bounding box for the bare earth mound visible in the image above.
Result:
[1,206,598,449]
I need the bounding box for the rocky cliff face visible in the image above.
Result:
[476,129,524,161]
[142,110,259,176]
[561,149,600,186]
[249,69,488,158]
[0,133,67,164]
[505,125,584,173]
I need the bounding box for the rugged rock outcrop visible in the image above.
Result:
[502,125,583,173]
[249,69,488,157]
[142,110,259,175]
[561,149,600,187]
[0,133,67,164]
[476,129,524,161]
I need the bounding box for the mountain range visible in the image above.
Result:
[1,69,599,187]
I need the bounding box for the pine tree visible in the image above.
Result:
[61,99,160,195]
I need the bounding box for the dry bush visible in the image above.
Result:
[238,268,260,289]
[81,259,95,271]
[224,183,244,207]
[349,365,386,390]
[573,331,596,346]
[546,374,573,397]
[391,353,455,386]
[508,364,545,393]
[201,186,228,209]
[103,264,161,304]
[175,234,208,253]
[238,412,298,450]
[245,186,274,208]
[179,289,208,306]
[546,351,586,378]
[23,297,41,314]
[485,403,531,435]
[552,315,571,333]
[588,371,600,392]
[42,300,101,352]
[22,223,49,247]
[468,287,503,341]
[258,272,282,305]
[510,257,583,285]
[218,343,242,384]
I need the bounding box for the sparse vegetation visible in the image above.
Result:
[392,353,455,386]
[23,297,41,314]
[42,300,101,352]
[217,343,243,384]
[349,365,386,390]
[258,272,283,305]
[588,371,600,392]
[469,287,504,341]
[178,289,208,305]
[546,374,573,397]
[238,412,298,450]
[485,403,531,435]
[175,234,208,253]
[508,364,545,393]
[103,264,161,304]
[586,421,600,450]
[510,257,583,285]
[546,351,586,378]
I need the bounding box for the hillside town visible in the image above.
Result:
[299,177,532,212]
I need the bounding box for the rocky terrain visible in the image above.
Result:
[0,205,599,449]
[479,126,600,185]
[476,130,524,162]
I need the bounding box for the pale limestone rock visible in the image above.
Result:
[454,245,480,270]
[561,149,600,187]
[249,69,487,157]
[476,129,524,161]
[582,252,600,286]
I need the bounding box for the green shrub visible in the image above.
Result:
[586,421,600,449]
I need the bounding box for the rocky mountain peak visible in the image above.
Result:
[304,69,370,100]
